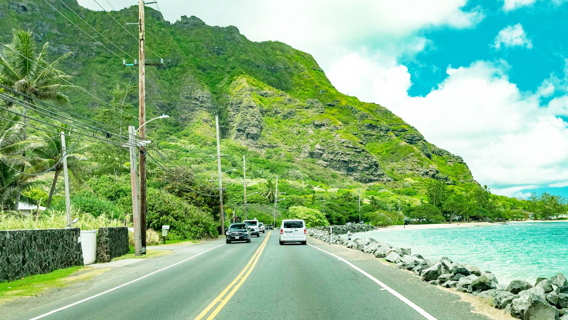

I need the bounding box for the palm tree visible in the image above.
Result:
[0,29,72,207]
[263,179,276,203]
[32,131,87,206]
[0,115,45,210]
[0,29,72,105]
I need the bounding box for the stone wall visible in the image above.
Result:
[0,228,83,282]
[96,227,129,263]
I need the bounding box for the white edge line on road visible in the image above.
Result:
[30,243,226,320]
[308,244,438,320]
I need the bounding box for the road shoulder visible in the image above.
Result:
[309,237,514,320]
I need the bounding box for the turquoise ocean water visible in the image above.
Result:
[352,222,568,285]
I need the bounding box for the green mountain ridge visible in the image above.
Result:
[0,1,476,211]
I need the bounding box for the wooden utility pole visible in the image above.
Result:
[243,154,247,220]
[128,126,141,257]
[273,176,278,226]
[215,115,225,235]
[138,0,147,253]
[61,132,71,228]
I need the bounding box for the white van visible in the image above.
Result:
[279,219,306,245]
[243,219,260,237]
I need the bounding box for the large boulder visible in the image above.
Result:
[456,275,479,293]
[470,275,498,292]
[362,242,381,254]
[552,274,568,291]
[345,240,357,249]
[422,262,447,281]
[524,300,559,320]
[509,280,534,294]
[385,252,401,263]
[452,265,471,277]
[511,291,544,319]
[536,279,554,294]
[465,265,482,277]
[355,238,372,250]
[494,290,518,310]
[559,293,568,309]
[398,255,421,270]
[373,245,392,258]
[547,292,559,306]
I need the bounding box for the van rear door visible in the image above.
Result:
[282,220,304,241]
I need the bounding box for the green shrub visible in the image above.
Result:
[146,188,218,240]
[52,194,125,219]
[288,206,329,228]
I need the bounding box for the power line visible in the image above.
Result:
[0,92,131,144]
[0,40,139,120]
[0,83,130,137]
[57,0,135,60]
[0,90,131,142]
[0,103,137,148]
[41,0,128,61]
[93,0,162,59]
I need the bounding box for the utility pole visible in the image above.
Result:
[273,176,278,226]
[243,154,247,220]
[61,132,71,228]
[215,115,225,235]
[128,126,141,257]
[138,0,147,254]
[358,188,361,224]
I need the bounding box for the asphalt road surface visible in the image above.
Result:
[4,231,492,320]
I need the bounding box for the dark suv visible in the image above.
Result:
[226,223,251,244]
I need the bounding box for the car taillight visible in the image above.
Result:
[304,228,306,234]
[280,228,283,234]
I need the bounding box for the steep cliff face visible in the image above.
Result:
[0,1,474,185]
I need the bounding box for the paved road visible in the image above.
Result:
[4,231,492,320]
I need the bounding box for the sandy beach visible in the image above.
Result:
[377,219,568,231]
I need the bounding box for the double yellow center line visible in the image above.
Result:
[194,231,272,320]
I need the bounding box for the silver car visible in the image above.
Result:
[259,223,266,233]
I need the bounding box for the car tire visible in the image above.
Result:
[279,241,283,245]
[257,234,260,237]
[226,240,231,244]
[246,239,251,243]
[301,241,307,245]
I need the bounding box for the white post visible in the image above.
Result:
[129,126,141,257]
[330,225,332,245]
[215,115,225,235]
[61,132,71,228]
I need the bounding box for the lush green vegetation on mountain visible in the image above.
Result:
[1,1,559,237]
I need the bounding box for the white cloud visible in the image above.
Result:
[502,0,568,12]
[503,0,537,11]
[494,24,532,49]
[78,0,483,67]
[328,55,568,196]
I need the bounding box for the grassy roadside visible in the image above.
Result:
[0,267,108,305]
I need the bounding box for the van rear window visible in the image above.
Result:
[283,221,303,228]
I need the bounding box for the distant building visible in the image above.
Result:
[18,202,46,215]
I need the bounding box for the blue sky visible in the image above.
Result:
[79,0,568,198]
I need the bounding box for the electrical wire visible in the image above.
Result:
[0,83,130,137]
[57,0,135,60]
[0,104,138,148]
[41,0,128,60]
[0,91,132,142]
[0,40,139,120]
[0,132,82,176]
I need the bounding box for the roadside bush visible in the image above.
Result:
[129,229,160,246]
[146,188,218,240]
[52,194,125,219]
[288,206,329,228]
[0,208,126,230]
